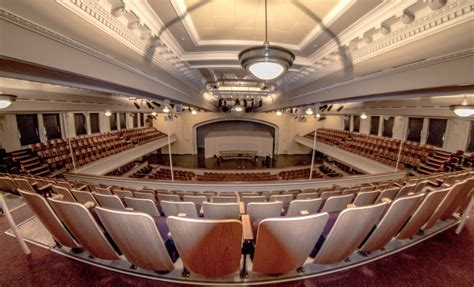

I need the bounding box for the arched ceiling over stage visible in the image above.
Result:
[0,0,473,111]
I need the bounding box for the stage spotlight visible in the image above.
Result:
[152,101,161,107]
[337,105,344,112]
[327,104,333,111]
[134,102,140,109]
[146,101,153,109]
[319,104,328,111]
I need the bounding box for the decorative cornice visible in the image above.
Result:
[0,9,202,102]
[281,0,474,91]
[55,0,203,89]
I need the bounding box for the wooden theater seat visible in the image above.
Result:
[70,189,98,205]
[48,198,120,260]
[352,190,379,207]
[360,194,424,253]
[320,194,354,213]
[93,193,126,210]
[286,198,322,217]
[95,207,175,272]
[252,213,329,275]
[313,202,388,264]
[160,201,199,218]
[166,216,242,277]
[18,189,80,249]
[202,202,240,219]
[51,185,76,202]
[124,197,160,217]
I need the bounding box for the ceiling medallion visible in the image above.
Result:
[238,0,295,81]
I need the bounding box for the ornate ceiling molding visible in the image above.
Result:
[168,0,356,51]
[280,0,474,91]
[0,9,201,103]
[55,0,203,89]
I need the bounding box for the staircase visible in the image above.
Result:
[11,149,51,176]
[417,150,451,175]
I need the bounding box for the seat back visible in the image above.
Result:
[51,185,76,202]
[394,184,415,199]
[14,178,35,193]
[95,207,174,272]
[0,176,17,194]
[296,192,319,200]
[112,189,134,199]
[183,195,208,205]
[161,201,198,218]
[134,191,157,201]
[202,202,240,219]
[375,187,400,203]
[157,194,180,202]
[247,202,283,221]
[95,186,113,195]
[412,180,428,194]
[397,188,449,239]
[320,190,341,200]
[94,193,126,210]
[124,197,160,217]
[253,213,329,274]
[320,194,354,213]
[314,202,388,264]
[270,194,293,204]
[360,194,424,252]
[439,178,474,219]
[211,196,238,203]
[241,196,266,208]
[424,180,473,229]
[286,199,322,217]
[353,191,379,207]
[48,198,120,260]
[70,189,98,205]
[18,189,79,248]
[167,216,242,277]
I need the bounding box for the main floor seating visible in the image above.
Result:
[1,168,472,281]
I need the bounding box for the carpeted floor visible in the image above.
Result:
[0,204,473,287]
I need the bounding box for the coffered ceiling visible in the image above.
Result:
[1,0,473,111]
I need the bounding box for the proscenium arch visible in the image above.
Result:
[192,118,279,156]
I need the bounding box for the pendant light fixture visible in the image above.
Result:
[0,94,17,109]
[450,95,474,117]
[238,0,295,81]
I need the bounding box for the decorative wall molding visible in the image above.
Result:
[55,0,203,89]
[280,0,474,91]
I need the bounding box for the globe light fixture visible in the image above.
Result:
[276,110,282,116]
[104,110,112,117]
[305,107,314,115]
[163,106,170,113]
[0,94,17,109]
[450,95,474,117]
[361,112,368,119]
[238,0,294,81]
[316,113,321,119]
[151,111,157,116]
[191,109,197,115]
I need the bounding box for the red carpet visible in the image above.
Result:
[0,205,473,287]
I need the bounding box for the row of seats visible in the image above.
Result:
[278,168,325,180]
[6,169,471,278]
[325,160,363,175]
[148,168,195,181]
[306,128,438,169]
[117,127,166,145]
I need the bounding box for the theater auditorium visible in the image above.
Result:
[0,0,473,286]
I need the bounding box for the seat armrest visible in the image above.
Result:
[347,203,357,209]
[239,202,245,214]
[37,183,52,191]
[178,212,187,217]
[76,184,88,191]
[299,210,309,216]
[241,214,254,241]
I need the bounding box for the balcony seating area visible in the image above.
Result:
[129,165,153,178]
[325,159,364,175]
[118,127,166,145]
[1,168,472,281]
[305,128,437,170]
[6,128,166,174]
[106,161,141,176]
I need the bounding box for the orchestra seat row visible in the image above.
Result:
[5,169,471,279]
